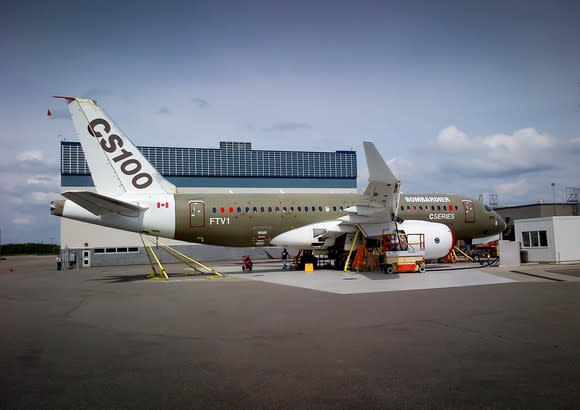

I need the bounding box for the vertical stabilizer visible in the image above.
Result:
[58,97,175,195]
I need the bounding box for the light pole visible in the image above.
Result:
[551,182,557,216]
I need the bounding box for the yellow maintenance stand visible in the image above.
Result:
[140,234,222,280]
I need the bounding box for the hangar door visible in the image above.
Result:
[189,201,205,228]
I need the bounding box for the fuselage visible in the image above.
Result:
[171,192,504,245]
[53,191,504,246]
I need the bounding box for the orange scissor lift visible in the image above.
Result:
[381,232,426,274]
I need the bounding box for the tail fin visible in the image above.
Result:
[56,97,175,195]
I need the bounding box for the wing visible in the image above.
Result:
[271,142,401,248]
[61,191,144,217]
[338,141,400,238]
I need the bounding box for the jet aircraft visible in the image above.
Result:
[50,97,505,260]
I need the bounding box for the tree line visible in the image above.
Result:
[0,243,60,255]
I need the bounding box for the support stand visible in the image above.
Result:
[140,234,222,280]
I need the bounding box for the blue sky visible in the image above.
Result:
[0,0,579,243]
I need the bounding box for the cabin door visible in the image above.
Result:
[462,200,476,223]
[189,201,205,228]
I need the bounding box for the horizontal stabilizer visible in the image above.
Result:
[61,191,144,217]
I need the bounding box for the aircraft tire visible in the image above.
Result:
[385,265,394,274]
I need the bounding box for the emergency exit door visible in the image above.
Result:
[189,201,205,227]
[462,200,475,223]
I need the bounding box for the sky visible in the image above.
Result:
[0,0,579,243]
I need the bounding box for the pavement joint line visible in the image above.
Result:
[509,270,564,282]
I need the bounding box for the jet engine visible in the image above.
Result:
[393,220,453,260]
[271,219,453,260]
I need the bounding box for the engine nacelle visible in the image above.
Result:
[271,219,453,260]
[395,219,453,260]
[270,220,354,249]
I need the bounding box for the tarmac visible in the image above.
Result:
[0,255,579,409]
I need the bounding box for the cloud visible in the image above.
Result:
[386,157,415,180]
[263,122,312,132]
[82,88,114,98]
[434,127,562,177]
[192,97,209,109]
[16,150,44,161]
[27,175,57,186]
[30,191,57,204]
[12,216,33,225]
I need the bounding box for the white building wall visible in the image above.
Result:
[515,216,580,263]
[61,219,190,248]
[552,217,580,262]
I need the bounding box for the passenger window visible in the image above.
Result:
[304,207,308,212]
[443,205,447,210]
[253,207,257,213]
[245,207,250,213]
[400,206,404,211]
[290,206,295,212]
[437,205,441,210]
[340,206,344,211]
[275,206,280,213]
[319,206,323,212]
[268,206,272,212]
[282,207,287,212]
[333,206,337,212]
[431,206,435,211]
[297,206,302,212]
[237,207,241,213]
[212,207,217,213]
[311,206,316,212]
[260,207,265,212]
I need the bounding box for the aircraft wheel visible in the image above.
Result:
[242,266,245,271]
[385,265,394,274]
[419,266,426,273]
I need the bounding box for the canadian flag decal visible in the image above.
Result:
[157,202,170,209]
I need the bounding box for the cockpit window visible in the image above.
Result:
[484,205,493,212]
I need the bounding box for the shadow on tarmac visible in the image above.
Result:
[93,272,211,283]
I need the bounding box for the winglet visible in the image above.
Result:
[361,141,400,219]
[363,141,398,183]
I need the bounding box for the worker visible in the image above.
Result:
[281,248,289,270]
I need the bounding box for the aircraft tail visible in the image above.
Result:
[56,96,176,196]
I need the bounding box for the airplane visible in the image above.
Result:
[50,97,505,261]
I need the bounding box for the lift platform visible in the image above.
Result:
[140,234,222,280]
[381,232,426,274]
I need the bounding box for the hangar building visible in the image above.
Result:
[59,141,357,267]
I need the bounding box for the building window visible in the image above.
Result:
[521,230,548,248]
